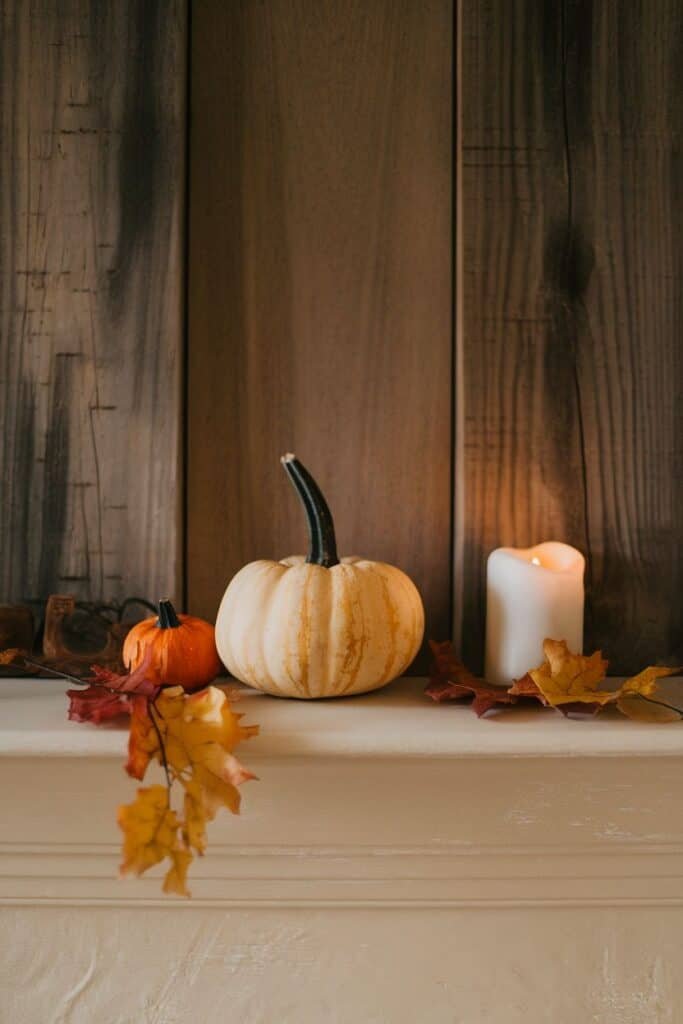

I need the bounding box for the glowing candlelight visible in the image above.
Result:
[485,542,585,686]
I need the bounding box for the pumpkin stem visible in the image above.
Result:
[280,454,340,568]
[157,599,181,629]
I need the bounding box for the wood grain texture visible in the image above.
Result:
[188,0,453,657]
[0,1,185,608]
[458,0,683,672]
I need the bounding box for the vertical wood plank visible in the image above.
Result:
[188,0,453,657]
[0,1,186,608]
[458,0,683,672]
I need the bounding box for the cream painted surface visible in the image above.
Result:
[2,677,683,1022]
[2,907,682,1024]
[215,556,424,698]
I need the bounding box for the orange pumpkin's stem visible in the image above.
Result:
[157,600,181,630]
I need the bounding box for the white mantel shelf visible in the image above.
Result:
[3,674,683,759]
[4,675,683,1022]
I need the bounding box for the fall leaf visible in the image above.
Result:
[163,848,194,897]
[426,641,519,717]
[529,639,612,707]
[125,697,156,778]
[508,673,545,700]
[616,666,683,722]
[0,648,21,665]
[181,779,209,855]
[619,665,681,697]
[67,685,131,724]
[118,785,183,878]
[127,685,258,813]
[119,684,258,895]
[65,652,162,726]
[89,650,162,698]
[616,694,682,723]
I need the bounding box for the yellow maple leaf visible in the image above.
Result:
[120,686,258,896]
[617,666,683,721]
[619,665,681,697]
[163,848,194,897]
[182,778,208,855]
[130,685,258,814]
[529,638,613,706]
[118,785,183,877]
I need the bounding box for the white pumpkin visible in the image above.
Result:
[215,455,424,699]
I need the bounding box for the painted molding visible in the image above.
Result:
[3,678,683,911]
[2,840,683,908]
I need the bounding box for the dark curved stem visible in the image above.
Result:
[149,698,172,798]
[118,596,158,622]
[280,454,339,568]
[22,658,93,688]
[639,694,683,715]
[157,600,181,629]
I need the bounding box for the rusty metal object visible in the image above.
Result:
[42,595,130,671]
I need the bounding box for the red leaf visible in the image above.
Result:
[88,649,161,698]
[426,641,519,717]
[125,696,154,780]
[67,685,132,725]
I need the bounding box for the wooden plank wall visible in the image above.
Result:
[458,0,683,672]
[3,1,680,675]
[188,0,454,652]
[0,1,185,610]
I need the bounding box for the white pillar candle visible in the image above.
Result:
[485,542,585,686]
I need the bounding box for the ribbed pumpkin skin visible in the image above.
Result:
[123,614,222,691]
[215,556,424,698]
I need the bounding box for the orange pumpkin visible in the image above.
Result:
[123,600,221,691]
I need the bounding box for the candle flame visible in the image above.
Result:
[531,556,541,566]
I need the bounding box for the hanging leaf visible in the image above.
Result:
[162,848,194,897]
[67,685,131,724]
[88,650,162,698]
[119,684,258,895]
[118,785,183,879]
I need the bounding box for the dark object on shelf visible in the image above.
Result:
[42,594,155,672]
[0,605,35,674]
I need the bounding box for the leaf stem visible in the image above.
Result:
[22,658,93,689]
[149,699,172,799]
[637,693,683,715]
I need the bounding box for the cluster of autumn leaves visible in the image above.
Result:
[428,638,682,721]
[1,649,259,897]
[121,683,258,896]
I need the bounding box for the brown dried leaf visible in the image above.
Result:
[426,641,518,717]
